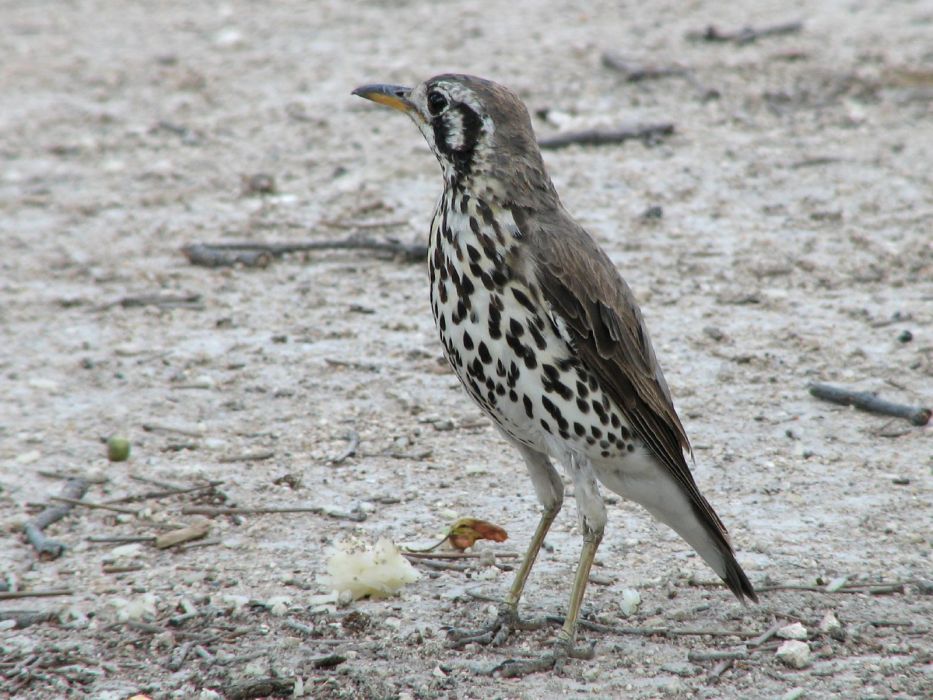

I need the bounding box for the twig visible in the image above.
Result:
[167,641,193,672]
[141,422,203,438]
[0,610,58,629]
[310,654,347,669]
[538,123,674,150]
[49,496,139,515]
[87,535,156,544]
[155,518,211,549]
[601,52,689,82]
[112,293,203,310]
[809,383,930,426]
[410,558,471,572]
[22,478,89,559]
[570,617,754,639]
[224,677,295,700]
[320,218,408,229]
[746,622,783,648]
[181,505,367,522]
[283,618,314,636]
[182,237,426,268]
[688,21,803,45]
[37,470,107,484]
[178,537,221,551]
[330,430,360,465]
[218,451,275,463]
[709,659,734,679]
[0,589,73,600]
[688,649,749,662]
[104,480,223,504]
[102,564,145,574]
[401,551,519,560]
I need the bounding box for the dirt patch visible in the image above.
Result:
[1,1,931,698]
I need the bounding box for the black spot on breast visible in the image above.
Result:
[469,217,480,236]
[523,350,537,370]
[627,443,635,452]
[540,419,551,433]
[460,194,470,214]
[469,357,486,381]
[461,275,475,297]
[496,359,506,377]
[508,389,518,402]
[462,330,474,350]
[591,426,602,439]
[574,422,586,436]
[523,395,534,418]
[488,300,502,339]
[512,288,536,313]
[600,450,611,458]
[509,318,525,337]
[599,440,609,450]
[610,414,620,428]
[478,341,492,365]
[439,282,448,304]
[576,381,589,398]
[467,244,481,263]
[528,323,547,350]
[507,361,520,388]
[619,425,630,440]
[576,398,590,413]
[477,199,495,227]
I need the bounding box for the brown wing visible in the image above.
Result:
[516,206,730,538]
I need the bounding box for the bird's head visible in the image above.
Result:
[353,74,552,200]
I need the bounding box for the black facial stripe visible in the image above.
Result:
[432,103,483,177]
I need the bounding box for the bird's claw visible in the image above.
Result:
[446,606,550,648]
[494,638,596,677]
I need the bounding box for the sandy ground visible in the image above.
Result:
[1,0,932,698]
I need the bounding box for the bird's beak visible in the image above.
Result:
[352,83,418,117]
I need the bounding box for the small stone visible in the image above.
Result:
[897,329,913,343]
[818,611,844,640]
[777,622,809,640]
[776,640,811,669]
[781,689,806,700]
[265,596,291,616]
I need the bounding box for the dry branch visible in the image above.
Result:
[688,21,803,45]
[0,589,73,600]
[22,478,89,559]
[182,237,426,268]
[330,430,360,465]
[601,52,689,82]
[809,383,930,426]
[181,505,367,521]
[538,123,674,150]
[155,517,211,549]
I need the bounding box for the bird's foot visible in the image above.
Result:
[446,605,550,648]
[494,637,596,677]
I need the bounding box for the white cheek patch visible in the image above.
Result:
[443,110,465,151]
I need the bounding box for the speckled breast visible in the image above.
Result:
[427,188,637,461]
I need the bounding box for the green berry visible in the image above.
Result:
[107,436,131,462]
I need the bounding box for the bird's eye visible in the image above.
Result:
[427,91,448,116]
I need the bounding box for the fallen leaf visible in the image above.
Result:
[447,518,508,550]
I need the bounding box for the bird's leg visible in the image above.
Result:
[448,444,563,648]
[495,456,605,676]
[447,500,560,647]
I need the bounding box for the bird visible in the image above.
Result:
[352,74,757,675]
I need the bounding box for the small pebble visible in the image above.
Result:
[819,611,844,640]
[777,622,809,640]
[897,329,913,343]
[776,640,811,669]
